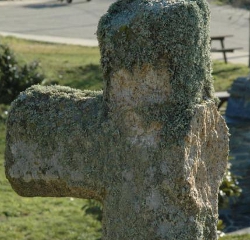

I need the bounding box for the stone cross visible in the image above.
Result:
[5,0,229,239]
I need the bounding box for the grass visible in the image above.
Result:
[0,36,250,239]
[212,61,249,91]
[0,36,103,91]
[0,36,103,240]
[220,234,250,240]
[0,122,101,240]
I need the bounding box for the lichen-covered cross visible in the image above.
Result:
[5,0,228,239]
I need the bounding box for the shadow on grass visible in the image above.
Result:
[63,64,103,91]
[23,2,68,9]
[213,67,242,75]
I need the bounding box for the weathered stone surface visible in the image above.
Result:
[98,0,214,107]
[5,86,105,200]
[5,0,229,239]
[5,86,228,239]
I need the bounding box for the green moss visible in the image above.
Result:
[9,85,104,144]
[97,0,214,145]
[97,0,214,106]
[6,85,106,199]
[136,103,195,145]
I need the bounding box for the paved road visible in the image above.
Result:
[210,3,249,65]
[0,0,115,45]
[0,0,249,65]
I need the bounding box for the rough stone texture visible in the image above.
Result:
[5,0,229,239]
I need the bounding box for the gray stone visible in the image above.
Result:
[226,76,250,122]
[5,0,229,239]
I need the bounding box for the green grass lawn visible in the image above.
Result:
[0,36,249,239]
[220,234,250,240]
[0,36,102,91]
[212,61,249,92]
[0,123,101,240]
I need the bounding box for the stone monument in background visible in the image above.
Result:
[226,76,250,121]
[5,0,229,239]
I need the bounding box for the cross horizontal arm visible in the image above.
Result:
[5,85,107,201]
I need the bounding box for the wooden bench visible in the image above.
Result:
[210,35,242,63]
[215,91,230,109]
[211,47,243,64]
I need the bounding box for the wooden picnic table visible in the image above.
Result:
[215,91,230,109]
[210,35,242,63]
